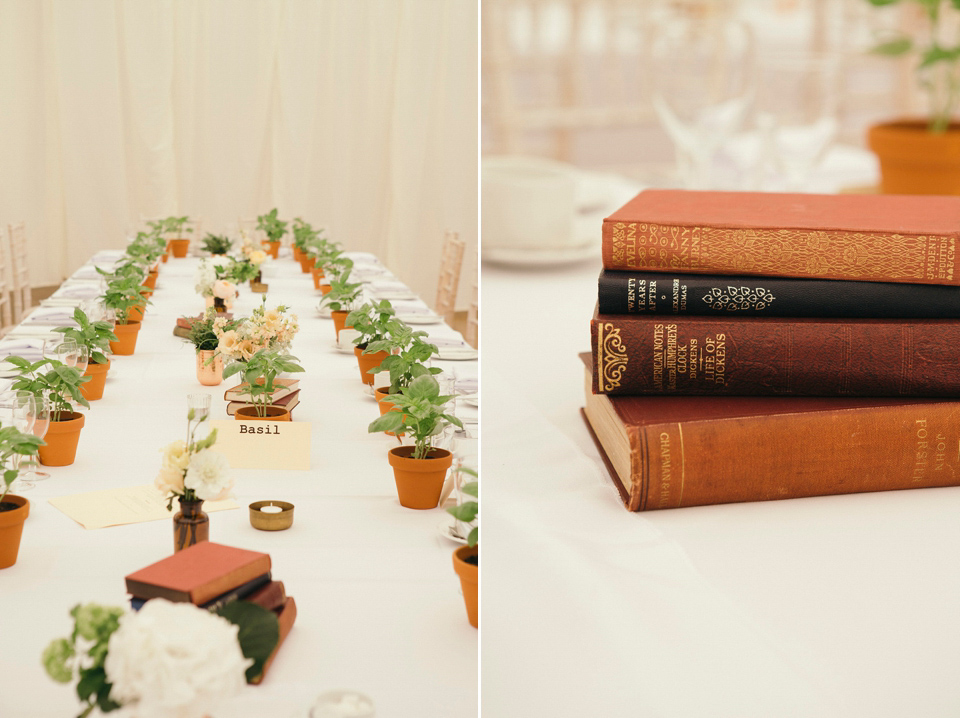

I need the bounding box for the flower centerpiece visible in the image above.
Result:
[233,243,270,291]
[156,398,232,551]
[188,312,241,386]
[53,307,118,401]
[0,423,45,569]
[368,374,462,509]
[42,598,280,718]
[213,300,300,364]
[9,357,90,466]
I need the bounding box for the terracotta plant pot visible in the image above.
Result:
[161,250,169,263]
[196,350,223,386]
[80,359,110,401]
[387,446,453,510]
[453,545,478,628]
[320,283,332,296]
[109,321,141,355]
[311,267,325,290]
[868,120,960,195]
[0,495,29,569]
[354,347,388,386]
[375,386,403,436]
[262,240,280,259]
[127,304,145,323]
[331,310,350,339]
[38,412,85,467]
[298,254,313,273]
[235,405,291,421]
[292,246,303,261]
[169,238,190,257]
[143,271,158,290]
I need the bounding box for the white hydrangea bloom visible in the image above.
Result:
[184,449,232,501]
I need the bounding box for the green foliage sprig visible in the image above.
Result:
[0,424,45,503]
[369,328,441,394]
[256,208,287,243]
[346,300,401,350]
[159,216,192,236]
[187,311,241,353]
[9,358,90,421]
[321,274,363,312]
[217,257,260,284]
[446,468,478,547]
[867,0,960,132]
[54,308,117,365]
[222,349,304,417]
[368,374,462,458]
[100,273,148,324]
[200,233,233,255]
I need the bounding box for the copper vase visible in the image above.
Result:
[196,350,223,386]
[173,498,209,552]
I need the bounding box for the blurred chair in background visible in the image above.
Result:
[466,283,478,349]
[436,230,465,325]
[7,222,34,322]
[0,228,14,335]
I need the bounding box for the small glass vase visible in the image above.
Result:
[213,297,227,313]
[173,497,209,552]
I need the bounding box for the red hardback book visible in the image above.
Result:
[224,378,300,402]
[601,190,960,286]
[580,356,960,511]
[226,390,300,416]
[125,542,271,605]
[245,580,287,612]
[250,596,297,685]
[591,309,960,397]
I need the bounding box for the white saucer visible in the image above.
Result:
[397,313,442,325]
[482,241,597,268]
[436,347,478,361]
[437,514,467,545]
[317,306,332,319]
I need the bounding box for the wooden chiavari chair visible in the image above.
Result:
[7,222,33,323]
[436,231,466,324]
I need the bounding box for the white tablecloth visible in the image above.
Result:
[0,252,478,717]
[480,172,960,716]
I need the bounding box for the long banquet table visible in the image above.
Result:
[0,249,478,717]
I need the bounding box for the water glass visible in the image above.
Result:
[54,340,79,368]
[309,690,375,718]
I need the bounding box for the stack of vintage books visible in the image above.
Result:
[584,189,960,511]
[124,541,297,683]
[225,378,301,417]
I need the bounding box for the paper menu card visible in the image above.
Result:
[49,484,239,530]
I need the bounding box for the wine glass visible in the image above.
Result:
[54,340,79,368]
[74,345,90,375]
[20,392,51,482]
[752,51,840,192]
[650,14,754,189]
[2,391,36,493]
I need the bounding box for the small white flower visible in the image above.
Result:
[162,441,190,472]
[184,449,232,501]
[154,465,185,495]
[104,599,250,718]
[212,280,236,300]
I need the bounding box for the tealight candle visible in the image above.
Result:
[249,500,294,531]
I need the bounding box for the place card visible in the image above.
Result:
[49,484,239,530]
[210,420,311,470]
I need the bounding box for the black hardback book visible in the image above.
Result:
[597,269,960,318]
[130,571,272,611]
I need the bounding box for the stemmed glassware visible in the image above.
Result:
[1,391,37,492]
[54,340,80,368]
[19,392,51,483]
[650,13,754,189]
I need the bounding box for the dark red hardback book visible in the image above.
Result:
[245,580,287,612]
[579,354,960,510]
[590,309,960,397]
[226,390,300,416]
[125,542,271,605]
[601,190,960,286]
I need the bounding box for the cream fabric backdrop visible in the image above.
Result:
[0,0,478,309]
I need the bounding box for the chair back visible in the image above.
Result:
[436,231,466,323]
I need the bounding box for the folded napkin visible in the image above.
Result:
[456,378,478,394]
[426,336,468,348]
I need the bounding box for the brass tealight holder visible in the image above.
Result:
[249,501,294,531]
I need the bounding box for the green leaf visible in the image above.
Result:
[870,36,912,56]
[447,503,478,522]
[369,412,403,433]
[919,44,958,69]
[75,667,106,702]
[467,527,478,547]
[216,600,280,684]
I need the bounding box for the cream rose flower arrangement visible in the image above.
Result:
[155,401,232,509]
[213,299,300,364]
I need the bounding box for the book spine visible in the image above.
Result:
[200,573,272,611]
[601,220,960,286]
[251,596,297,684]
[245,580,287,612]
[636,402,960,510]
[597,270,960,318]
[591,314,960,397]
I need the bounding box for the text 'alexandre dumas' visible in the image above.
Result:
[652,325,726,391]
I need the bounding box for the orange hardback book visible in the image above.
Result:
[251,596,297,684]
[224,378,300,403]
[125,542,271,604]
[602,190,960,286]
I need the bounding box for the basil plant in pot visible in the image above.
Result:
[53,307,117,401]
[9,357,90,467]
[368,374,462,510]
[345,300,403,385]
[368,326,441,419]
[162,215,193,257]
[320,275,363,340]
[866,0,960,193]
[0,424,45,569]
[101,272,148,356]
[223,348,305,421]
[256,208,287,259]
[447,467,478,628]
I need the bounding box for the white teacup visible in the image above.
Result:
[482,156,578,250]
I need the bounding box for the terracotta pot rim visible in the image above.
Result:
[234,405,291,420]
[49,411,85,428]
[388,446,453,469]
[868,119,960,163]
[453,545,478,582]
[114,320,141,331]
[85,359,110,373]
[0,494,29,527]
